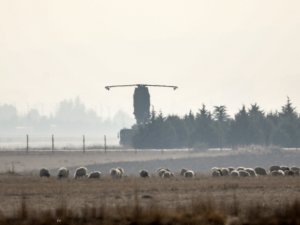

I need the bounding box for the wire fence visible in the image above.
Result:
[0,135,120,152]
[1,136,298,153]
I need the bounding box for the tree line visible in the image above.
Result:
[131,98,300,149]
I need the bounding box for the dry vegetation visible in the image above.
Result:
[0,174,299,224]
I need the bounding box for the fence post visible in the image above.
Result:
[26,134,29,153]
[104,135,107,153]
[52,134,54,153]
[83,135,85,153]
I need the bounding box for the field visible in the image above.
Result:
[0,149,299,224]
[0,174,299,225]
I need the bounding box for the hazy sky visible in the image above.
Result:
[0,1,300,118]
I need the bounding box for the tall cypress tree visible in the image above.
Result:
[133,86,150,125]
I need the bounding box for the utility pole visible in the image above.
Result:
[26,134,29,153]
[83,135,85,153]
[104,135,107,153]
[51,134,54,153]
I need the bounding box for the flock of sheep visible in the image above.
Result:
[39,167,196,179]
[211,165,300,177]
[39,167,125,179]
[39,165,300,179]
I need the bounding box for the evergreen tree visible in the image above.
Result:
[131,98,300,149]
[166,115,188,148]
[213,105,230,149]
[229,105,250,146]
[184,110,196,148]
[265,111,279,146]
[192,104,216,148]
[273,97,300,147]
[248,103,266,145]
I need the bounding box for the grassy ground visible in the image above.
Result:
[0,174,299,224]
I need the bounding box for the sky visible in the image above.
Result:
[0,1,300,118]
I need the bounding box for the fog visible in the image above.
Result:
[0,1,300,118]
[0,97,134,145]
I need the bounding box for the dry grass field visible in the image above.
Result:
[0,174,299,224]
[0,149,299,224]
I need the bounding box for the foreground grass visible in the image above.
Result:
[1,196,300,225]
[0,174,299,224]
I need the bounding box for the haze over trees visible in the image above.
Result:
[132,98,300,149]
[0,97,134,137]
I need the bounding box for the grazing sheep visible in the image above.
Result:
[284,170,294,176]
[139,170,150,178]
[245,168,257,177]
[290,166,300,176]
[221,168,230,176]
[254,167,267,176]
[162,171,173,178]
[110,168,122,178]
[230,170,240,177]
[57,167,69,179]
[74,167,88,179]
[184,170,195,178]
[228,167,235,172]
[237,167,245,171]
[280,166,289,171]
[117,167,124,175]
[238,170,250,177]
[269,165,281,172]
[157,168,167,177]
[40,168,50,178]
[291,166,300,172]
[271,170,285,176]
[180,168,188,176]
[156,167,164,172]
[212,170,222,177]
[211,167,220,172]
[88,171,101,179]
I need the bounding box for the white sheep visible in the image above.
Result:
[221,168,230,176]
[269,165,281,172]
[245,168,257,177]
[238,170,250,177]
[184,170,195,178]
[284,170,294,176]
[139,170,150,178]
[228,167,235,172]
[40,168,50,178]
[230,170,239,177]
[157,168,167,177]
[212,170,222,177]
[117,167,124,175]
[156,167,164,172]
[74,167,88,179]
[280,166,289,171]
[57,167,69,179]
[180,168,188,176]
[271,170,285,176]
[237,167,245,171]
[110,168,122,178]
[88,171,101,179]
[291,166,300,172]
[211,167,220,172]
[254,167,267,176]
[162,171,173,178]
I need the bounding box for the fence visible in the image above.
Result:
[0,135,119,152]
